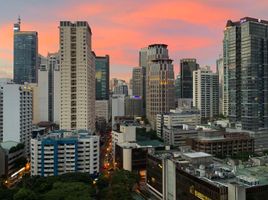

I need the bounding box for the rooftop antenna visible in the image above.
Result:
[18,15,21,25]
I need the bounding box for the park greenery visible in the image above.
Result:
[0,170,140,200]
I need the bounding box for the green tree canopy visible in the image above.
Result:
[13,188,37,200]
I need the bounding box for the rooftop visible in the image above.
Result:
[35,129,96,141]
[149,149,268,188]
[0,141,19,150]
[118,140,164,149]
[183,152,212,158]
[226,17,268,27]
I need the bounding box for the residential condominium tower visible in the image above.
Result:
[146,44,175,129]
[13,17,38,84]
[224,17,268,130]
[59,21,95,131]
[193,67,219,121]
[0,80,33,154]
[32,53,60,124]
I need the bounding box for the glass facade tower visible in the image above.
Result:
[13,18,38,84]
[224,17,268,130]
[180,58,199,99]
[95,55,109,100]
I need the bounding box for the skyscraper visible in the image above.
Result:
[48,53,61,124]
[175,75,181,99]
[180,58,199,99]
[113,83,128,96]
[13,17,38,84]
[216,56,225,115]
[32,53,60,124]
[95,55,109,100]
[139,47,148,67]
[59,21,95,131]
[224,17,268,130]
[193,67,219,121]
[132,66,146,97]
[146,44,175,128]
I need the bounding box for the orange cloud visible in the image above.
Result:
[1,0,266,81]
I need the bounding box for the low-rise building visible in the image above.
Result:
[156,108,200,138]
[0,141,26,177]
[162,124,198,147]
[31,130,99,177]
[226,128,268,153]
[187,131,254,157]
[146,149,268,200]
[115,140,164,172]
[112,122,138,157]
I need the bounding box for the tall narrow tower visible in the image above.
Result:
[59,21,95,131]
[224,17,268,130]
[146,44,175,129]
[13,17,38,84]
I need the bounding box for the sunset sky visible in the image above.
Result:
[1,0,268,81]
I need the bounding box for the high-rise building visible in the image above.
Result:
[0,80,33,154]
[146,44,175,129]
[224,17,268,130]
[132,66,146,113]
[48,53,61,124]
[193,67,219,121]
[180,58,199,99]
[132,66,146,98]
[114,83,128,96]
[59,21,95,131]
[31,53,60,124]
[13,17,38,84]
[111,94,125,126]
[31,130,99,176]
[95,55,109,100]
[125,96,144,117]
[32,56,49,123]
[216,56,225,115]
[139,47,148,67]
[95,100,109,126]
[175,75,181,99]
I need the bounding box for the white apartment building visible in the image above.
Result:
[32,53,60,124]
[193,67,219,120]
[60,21,95,131]
[31,130,99,176]
[0,80,33,154]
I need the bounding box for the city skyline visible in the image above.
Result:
[1,0,268,80]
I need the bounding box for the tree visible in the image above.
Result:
[111,170,139,191]
[41,181,93,200]
[96,174,109,190]
[13,188,37,200]
[0,188,17,200]
[105,185,133,200]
